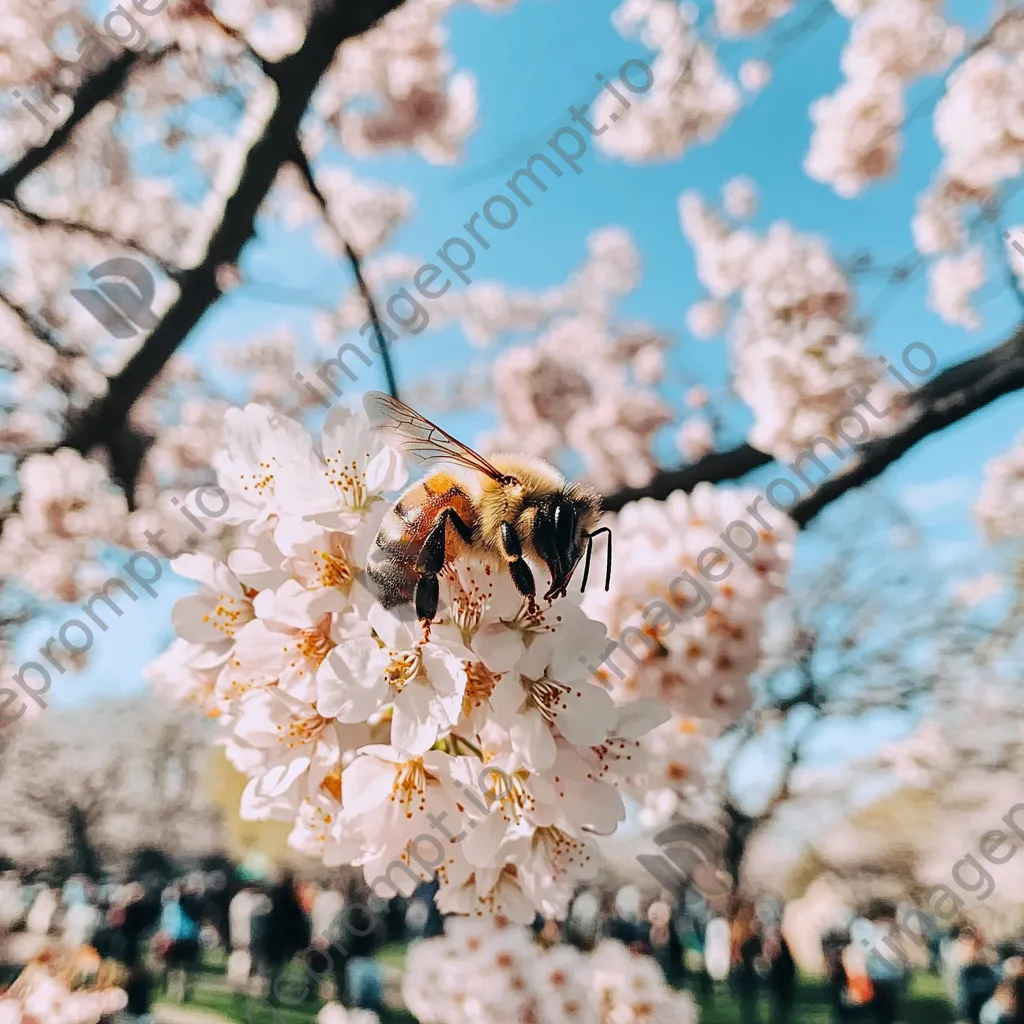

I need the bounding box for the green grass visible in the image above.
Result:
[157,959,955,1024]
[695,974,954,1024]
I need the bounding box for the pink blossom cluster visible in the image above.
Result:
[309,0,516,165]
[912,16,1024,328]
[402,915,698,1024]
[580,483,795,828]
[679,185,902,460]
[975,430,1024,544]
[147,400,681,923]
[593,0,742,162]
[806,0,964,197]
[0,957,127,1024]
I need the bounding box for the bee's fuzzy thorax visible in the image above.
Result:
[474,453,603,564]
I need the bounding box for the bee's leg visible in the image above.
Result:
[413,509,474,633]
[414,575,440,622]
[417,509,474,576]
[500,522,538,613]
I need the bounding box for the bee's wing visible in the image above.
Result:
[363,391,506,481]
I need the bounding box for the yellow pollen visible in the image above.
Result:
[462,661,497,716]
[297,627,335,667]
[385,649,421,692]
[321,767,343,802]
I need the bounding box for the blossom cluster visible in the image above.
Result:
[975,429,1024,544]
[806,0,964,197]
[679,184,902,460]
[309,0,516,165]
[148,400,678,922]
[913,16,1024,328]
[0,948,127,1024]
[484,312,673,493]
[593,0,743,162]
[581,483,795,828]
[0,448,130,604]
[401,916,698,1024]
[315,225,675,492]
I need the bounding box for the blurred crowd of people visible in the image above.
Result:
[819,901,1024,1024]
[3,862,1024,1024]
[0,863,396,1021]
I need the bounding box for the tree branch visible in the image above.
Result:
[57,0,407,467]
[287,140,401,400]
[0,48,168,200]
[791,322,1024,526]
[602,444,772,513]
[9,200,183,281]
[603,323,1024,525]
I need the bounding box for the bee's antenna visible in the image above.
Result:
[581,534,595,594]
[581,527,613,593]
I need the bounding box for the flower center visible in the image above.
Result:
[385,649,422,692]
[275,713,327,750]
[240,460,275,497]
[389,758,434,817]
[296,626,335,668]
[324,455,369,510]
[482,767,534,823]
[522,673,571,723]
[320,767,342,802]
[462,661,498,716]
[312,545,355,590]
[533,826,584,877]
[201,593,250,637]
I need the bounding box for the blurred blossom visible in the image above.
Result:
[953,573,1004,607]
[680,189,903,459]
[739,58,772,92]
[595,0,742,163]
[676,416,714,460]
[722,176,758,220]
[402,917,698,1023]
[807,0,962,196]
[715,0,793,38]
[686,385,710,408]
[927,246,986,329]
[975,430,1024,543]
[686,298,728,339]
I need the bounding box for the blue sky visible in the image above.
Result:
[30,0,1024,710]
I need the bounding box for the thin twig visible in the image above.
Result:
[288,139,400,400]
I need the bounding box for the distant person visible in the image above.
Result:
[103,882,161,1023]
[0,872,25,934]
[263,869,311,1008]
[822,929,851,1022]
[705,915,731,983]
[25,884,57,939]
[729,904,762,1024]
[981,980,1016,1024]
[648,900,685,989]
[958,931,1000,1024]
[765,924,797,1024]
[159,884,201,1003]
[945,926,972,1004]
[60,884,100,948]
[332,882,384,1008]
[853,902,907,1024]
[227,882,269,996]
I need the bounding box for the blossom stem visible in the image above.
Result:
[451,732,484,758]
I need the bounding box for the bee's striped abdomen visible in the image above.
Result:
[366,475,477,610]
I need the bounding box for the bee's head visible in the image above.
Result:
[531,489,607,602]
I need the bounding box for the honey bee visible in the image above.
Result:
[363,391,612,625]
